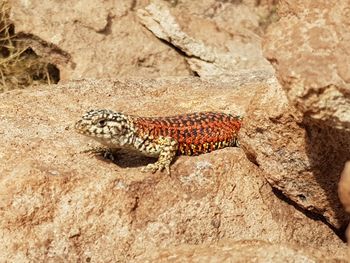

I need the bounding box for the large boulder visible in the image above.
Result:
[239,0,350,228]
[0,74,346,261]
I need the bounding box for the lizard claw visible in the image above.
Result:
[165,166,170,175]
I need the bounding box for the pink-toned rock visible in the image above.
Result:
[0,74,346,261]
[339,161,350,259]
[339,162,350,214]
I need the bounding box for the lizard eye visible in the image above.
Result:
[97,119,107,127]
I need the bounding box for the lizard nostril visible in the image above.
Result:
[75,120,85,131]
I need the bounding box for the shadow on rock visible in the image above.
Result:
[303,118,350,230]
[94,149,158,168]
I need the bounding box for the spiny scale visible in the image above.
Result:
[132,112,241,156]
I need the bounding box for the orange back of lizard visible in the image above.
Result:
[132,112,242,156]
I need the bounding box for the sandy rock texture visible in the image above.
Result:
[137,1,272,76]
[239,80,350,228]
[9,0,272,79]
[0,74,346,261]
[264,0,350,131]
[239,0,350,229]
[136,240,343,263]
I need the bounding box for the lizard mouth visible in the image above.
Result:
[74,119,91,134]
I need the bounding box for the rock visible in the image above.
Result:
[239,0,350,229]
[137,1,272,76]
[9,0,190,79]
[239,73,350,228]
[263,0,350,131]
[136,240,346,262]
[9,0,272,80]
[0,74,346,261]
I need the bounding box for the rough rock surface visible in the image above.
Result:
[238,0,350,229]
[0,74,346,261]
[137,1,272,76]
[263,0,350,131]
[9,0,190,79]
[9,0,273,80]
[136,240,345,263]
[239,78,350,228]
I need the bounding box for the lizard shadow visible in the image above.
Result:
[94,149,160,168]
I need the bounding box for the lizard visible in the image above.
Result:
[75,109,242,174]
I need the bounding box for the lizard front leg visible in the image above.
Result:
[141,136,178,175]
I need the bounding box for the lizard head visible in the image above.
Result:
[75,109,131,142]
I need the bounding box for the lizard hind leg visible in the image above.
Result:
[141,136,178,175]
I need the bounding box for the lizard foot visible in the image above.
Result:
[141,161,171,175]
